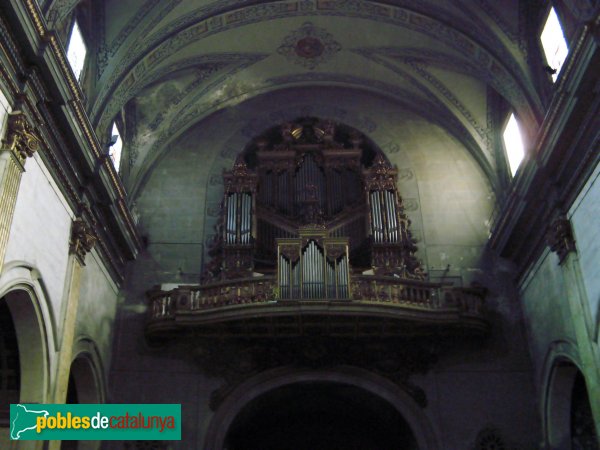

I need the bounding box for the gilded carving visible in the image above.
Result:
[69,218,98,265]
[222,159,258,193]
[190,337,435,411]
[2,111,42,164]
[546,215,576,264]
[363,153,398,191]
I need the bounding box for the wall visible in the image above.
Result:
[111,87,540,449]
[569,160,600,333]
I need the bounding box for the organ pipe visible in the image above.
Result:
[369,190,402,244]
[225,192,254,245]
[276,237,349,300]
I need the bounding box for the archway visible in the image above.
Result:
[61,346,105,450]
[546,359,599,449]
[2,289,48,404]
[0,296,20,423]
[224,381,418,450]
[205,367,441,450]
[0,288,49,449]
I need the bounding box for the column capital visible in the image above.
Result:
[546,215,576,264]
[1,111,42,164]
[69,218,97,265]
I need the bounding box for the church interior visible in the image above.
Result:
[0,0,599,448]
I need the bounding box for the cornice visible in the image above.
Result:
[488,23,600,280]
[0,1,142,282]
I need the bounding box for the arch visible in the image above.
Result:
[204,366,441,450]
[130,84,496,201]
[0,263,59,407]
[69,337,107,404]
[539,340,583,448]
[0,289,50,405]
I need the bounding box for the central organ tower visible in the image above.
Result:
[203,118,424,293]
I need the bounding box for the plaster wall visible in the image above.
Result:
[569,160,600,331]
[520,249,578,388]
[4,153,73,338]
[112,88,539,449]
[76,249,120,379]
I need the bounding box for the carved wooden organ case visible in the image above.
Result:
[203,118,425,298]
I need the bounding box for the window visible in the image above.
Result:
[66,20,87,81]
[503,113,525,176]
[540,7,568,82]
[109,122,123,172]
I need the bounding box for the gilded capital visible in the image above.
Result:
[546,215,576,264]
[69,218,97,265]
[2,111,42,163]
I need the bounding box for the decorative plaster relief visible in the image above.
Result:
[277,22,341,70]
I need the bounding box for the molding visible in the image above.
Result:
[0,1,142,282]
[88,0,541,127]
[488,25,599,279]
[69,217,97,266]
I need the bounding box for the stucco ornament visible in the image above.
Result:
[277,22,341,69]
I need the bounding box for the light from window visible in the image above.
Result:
[66,21,87,81]
[540,8,568,82]
[503,113,525,176]
[109,123,122,172]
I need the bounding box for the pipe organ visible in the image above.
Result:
[202,118,424,292]
[278,233,350,300]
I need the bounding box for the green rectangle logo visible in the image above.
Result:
[10,404,181,440]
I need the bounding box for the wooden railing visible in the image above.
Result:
[148,276,277,319]
[350,275,485,314]
[147,275,485,321]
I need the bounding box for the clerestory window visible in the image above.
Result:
[503,113,525,177]
[66,20,87,82]
[108,122,123,172]
[540,7,569,82]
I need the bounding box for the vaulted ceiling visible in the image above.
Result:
[45,0,546,192]
[41,0,553,280]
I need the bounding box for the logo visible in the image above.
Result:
[10,404,181,441]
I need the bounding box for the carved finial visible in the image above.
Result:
[69,218,97,265]
[2,111,42,163]
[223,156,258,193]
[546,215,576,264]
[363,153,398,191]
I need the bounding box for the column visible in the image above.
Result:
[0,111,41,274]
[547,215,600,441]
[49,218,96,450]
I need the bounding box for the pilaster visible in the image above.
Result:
[0,110,41,274]
[547,215,600,442]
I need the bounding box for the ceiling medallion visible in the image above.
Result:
[277,22,341,70]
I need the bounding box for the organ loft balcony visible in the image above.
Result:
[145,118,488,341]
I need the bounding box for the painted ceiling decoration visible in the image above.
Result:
[277,22,342,69]
[88,0,540,120]
[44,0,556,208]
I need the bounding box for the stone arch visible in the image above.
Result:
[539,339,595,448]
[0,264,56,406]
[204,366,441,450]
[68,337,106,404]
[60,339,105,450]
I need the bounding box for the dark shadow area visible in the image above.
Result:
[225,381,418,450]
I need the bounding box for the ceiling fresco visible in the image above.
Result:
[43,0,545,198]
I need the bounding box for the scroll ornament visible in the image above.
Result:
[69,218,98,264]
[2,111,42,163]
